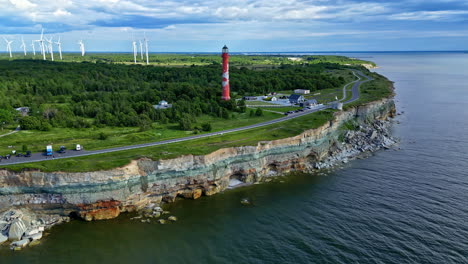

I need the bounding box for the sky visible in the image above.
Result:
[0,0,467,52]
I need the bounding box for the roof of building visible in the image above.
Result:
[289,94,304,100]
[159,100,168,105]
[308,99,318,104]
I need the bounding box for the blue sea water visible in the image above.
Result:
[2,52,468,263]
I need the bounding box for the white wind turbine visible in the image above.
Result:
[132,39,137,64]
[139,40,143,60]
[45,36,54,61]
[55,36,63,60]
[144,33,149,65]
[78,40,85,56]
[36,29,46,60]
[20,37,27,56]
[3,37,13,58]
[31,40,36,56]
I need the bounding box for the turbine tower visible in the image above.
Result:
[36,29,46,60]
[132,39,137,64]
[45,36,54,61]
[139,40,143,60]
[78,40,85,56]
[3,37,13,58]
[144,33,149,65]
[221,45,230,101]
[20,37,27,56]
[31,40,36,56]
[55,37,63,60]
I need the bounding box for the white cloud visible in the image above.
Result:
[8,0,36,9]
[389,10,468,21]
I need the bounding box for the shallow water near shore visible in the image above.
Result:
[2,52,468,263]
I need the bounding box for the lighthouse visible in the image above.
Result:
[221,45,230,101]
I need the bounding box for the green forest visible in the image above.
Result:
[0,59,352,132]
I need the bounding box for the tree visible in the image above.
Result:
[178,114,193,131]
[19,116,40,130]
[138,114,153,131]
[0,109,14,130]
[201,123,212,132]
[255,108,264,117]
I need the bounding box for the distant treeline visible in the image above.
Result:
[0,60,351,130]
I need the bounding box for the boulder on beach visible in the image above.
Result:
[8,219,27,241]
[168,216,177,222]
[11,238,29,248]
[240,198,251,205]
[158,219,166,224]
[0,233,8,244]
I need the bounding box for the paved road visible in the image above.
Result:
[0,70,372,166]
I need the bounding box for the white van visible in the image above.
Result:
[76,144,82,151]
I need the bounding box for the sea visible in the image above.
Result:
[2,52,468,263]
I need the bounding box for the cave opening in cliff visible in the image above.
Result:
[229,172,246,188]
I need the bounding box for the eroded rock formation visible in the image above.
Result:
[0,99,396,225]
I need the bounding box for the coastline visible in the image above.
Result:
[0,96,396,250]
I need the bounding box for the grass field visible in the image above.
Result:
[0,110,335,172]
[0,111,281,155]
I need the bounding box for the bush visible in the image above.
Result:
[255,108,264,116]
[97,132,108,140]
[201,123,212,132]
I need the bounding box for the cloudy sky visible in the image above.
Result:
[0,0,467,52]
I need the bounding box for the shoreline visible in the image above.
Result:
[0,96,396,250]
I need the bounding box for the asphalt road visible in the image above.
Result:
[0,70,372,166]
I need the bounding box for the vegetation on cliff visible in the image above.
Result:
[0,54,392,172]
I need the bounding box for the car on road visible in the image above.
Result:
[58,146,66,154]
[76,144,82,151]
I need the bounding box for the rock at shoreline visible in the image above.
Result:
[158,219,166,224]
[0,233,8,244]
[240,198,251,205]
[11,238,29,249]
[168,216,177,222]
[8,219,27,241]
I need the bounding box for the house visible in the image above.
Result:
[271,96,278,102]
[294,89,310,94]
[288,94,305,104]
[15,107,30,117]
[300,99,318,107]
[153,100,172,110]
[243,96,258,101]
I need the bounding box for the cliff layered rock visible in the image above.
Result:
[0,99,395,221]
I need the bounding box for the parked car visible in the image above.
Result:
[76,144,82,151]
[25,151,31,157]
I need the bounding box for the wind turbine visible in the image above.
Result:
[132,39,137,64]
[20,37,27,56]
[55,36,63,60]
[3,37,13,58]
[78,40,85,56]
[36,29,46,60]
[144,33,149,65]
[45,36,54,61]
[139,40,143,60]
[31,40,36,56]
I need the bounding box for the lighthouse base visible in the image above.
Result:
[221,96,231,101]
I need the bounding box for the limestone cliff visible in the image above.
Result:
[0,98,395,221]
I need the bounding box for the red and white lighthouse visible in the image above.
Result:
[221,45,230,101]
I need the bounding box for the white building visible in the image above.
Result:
[294,89,310,94]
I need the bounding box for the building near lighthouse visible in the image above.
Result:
[221,45,230,100]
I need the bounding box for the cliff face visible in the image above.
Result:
[0,99,395,220]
